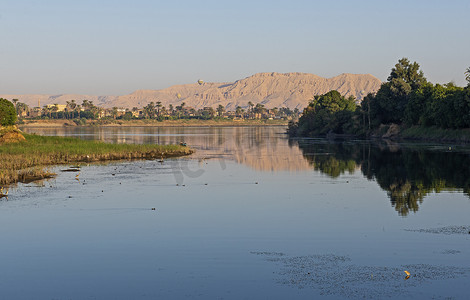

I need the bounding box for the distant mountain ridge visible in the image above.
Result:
[1,72,381,110]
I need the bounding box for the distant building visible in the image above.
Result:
[46,104,67,112]
[131,109,143,118]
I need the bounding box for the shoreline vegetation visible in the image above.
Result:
[397,126,470,143]
[0,126,193,186]
[288,59,470,143]
[19,118,288,128]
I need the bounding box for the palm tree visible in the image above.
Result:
[178,102,186,118]
[81,99,89,110]
[112,107,118,119]
[66,100,77,119]
[160,106,167,118]
[144,102,155,119]
[156,101,162,117]
[254,103,266,115]
[465,67,470,84]
[42,106,53,119]
[76,105,82,119]
[65,101,71,119]
[89,104,99,119]
[248,101,254,118]
[97,107,103,119]
[16,102,29,118]
[216,104,225,117]
[52,104,59,119]
[12,99,19,116]
[235,106,243,117]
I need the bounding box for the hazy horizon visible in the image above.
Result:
[1,0,469,95]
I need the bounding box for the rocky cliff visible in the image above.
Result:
[1,72,381,110]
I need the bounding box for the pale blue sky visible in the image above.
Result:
[1,0,469,95]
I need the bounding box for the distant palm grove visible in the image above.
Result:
[5,98,299,124]
[289,59,470,137]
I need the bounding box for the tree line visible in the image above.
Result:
[9,98,299,121]
[289,58,470,137]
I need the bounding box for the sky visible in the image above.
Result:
[1,0,469,95]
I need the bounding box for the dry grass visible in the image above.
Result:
[0,131,193,185]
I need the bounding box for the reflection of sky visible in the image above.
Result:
[1,158,469,299]
[4,127,470,298]
[22,126,313,172]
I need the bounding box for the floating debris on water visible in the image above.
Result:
[441,249,461,255]
[405,225,470,235]
[250,251,286,257]
[251,252,470,299]
[61,168,81,172]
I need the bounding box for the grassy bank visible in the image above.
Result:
[0,131,193,186]
[19,118,288,127]
[400,126,470,143]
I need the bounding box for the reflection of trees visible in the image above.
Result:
[294,141,363,178]
[25,126,312,172]
[296,140,470,216]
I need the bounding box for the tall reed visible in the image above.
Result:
[0,133,193,185]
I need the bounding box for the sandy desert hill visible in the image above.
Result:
[1,72,381,110]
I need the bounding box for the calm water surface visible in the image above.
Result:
[2,126,469,299]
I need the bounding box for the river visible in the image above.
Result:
[1,126,469,299]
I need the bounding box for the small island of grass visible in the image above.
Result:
[0,125,193,186]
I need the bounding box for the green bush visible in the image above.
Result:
[0,98,17,126]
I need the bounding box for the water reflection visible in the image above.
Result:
[22,126,313,172]
[294,139,470,216]
[21,126,470,216]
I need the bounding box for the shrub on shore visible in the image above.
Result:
[0,98,17,126]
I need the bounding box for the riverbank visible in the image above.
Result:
[0,128,193,186]
[290,123,470,144]
[19,118,288,128]
[376,124,470,143]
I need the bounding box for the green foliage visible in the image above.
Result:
[216,104,225,117]
[403,83,435,126]
[294,90,358,136]
[73,118,88,126]
[291,58,470,137]
[121,111,133,121]
[404,83,469,129]
[0,98,17,126]
[372,58,427,125]
[388,58,427,90]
